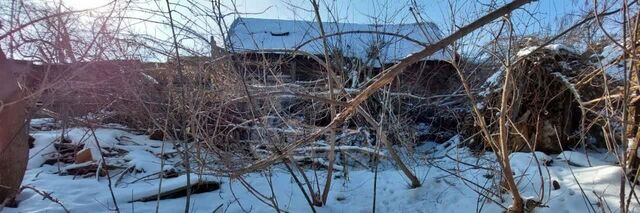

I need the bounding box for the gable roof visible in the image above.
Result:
[227,17,452,66]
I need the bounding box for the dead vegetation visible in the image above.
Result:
[2,0,640,212]
[466,44,617,153]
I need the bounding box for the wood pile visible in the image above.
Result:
[40,137,127,177]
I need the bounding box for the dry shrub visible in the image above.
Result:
[18,60,158,125]
[390,61,463,143]
[467,45,613,153]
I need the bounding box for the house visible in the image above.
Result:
[224,17,460,135]
[226,17,457,95]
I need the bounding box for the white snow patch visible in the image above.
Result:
[140,72,159,84]
[28,131,61,169]
[601,44,622,63]
[545,44,577,53]
[517,44,578,57]
[555,151,609,167]
[517,46,539,57]
[8,127,640,213]
[606,64,626,81]
[600,44,627,82]
[479,68,504,97]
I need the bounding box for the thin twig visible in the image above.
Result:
[20,185,71,213]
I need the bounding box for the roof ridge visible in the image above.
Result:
[233,16,433,26]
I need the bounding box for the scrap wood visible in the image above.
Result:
[292,156,344,171]
[62,161,127,177]
[63,162,106,176]
[74,148,93,163]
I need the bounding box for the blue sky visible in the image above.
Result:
[230,0,588,33]
[61,0,588,32]
[54,0,608,59]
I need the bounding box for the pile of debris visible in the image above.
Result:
[39,136,127,177]
[26,118,223,205]
[465,44,621,153]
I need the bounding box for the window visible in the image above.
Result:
[270,32,290,36]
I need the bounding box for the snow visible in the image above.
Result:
[484,68,503,87]
[6,118,640,212]
[605,64,626,81]
[517,46,539,57]
[415,122,431,136]
[481,43,582,97]
[545,44,578,54]
[508,151,632,213]
[479,68,503,97]
[28,131,60,169]
[119,175,217,203]
[124,149,174,174]
[601,44,622,63]
[601,44,627,82]
[295,145,386,158]
[30,118,56,128]
[555,151,609,167]
[349,69,359,88]
[516,44,578,57]
[228,17,452,66]
[140,72,159,84]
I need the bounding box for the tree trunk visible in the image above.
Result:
[626,14,640,181]
[0,50,29,204]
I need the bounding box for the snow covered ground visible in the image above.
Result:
[4,118,639,212]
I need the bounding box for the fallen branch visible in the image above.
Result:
[294,145,387,158]
[291,156,344,171]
